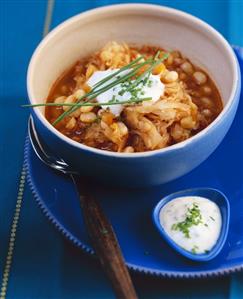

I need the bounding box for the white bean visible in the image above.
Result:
[80,105,93,113]
[202,86,212,95]
[65,117,76,129]
[71,109,82,118]
[80,112,97,123]
[180,116,195,129]
[74,89,85,99]
[54,96,66,104]
[202,109,212,117]
[64,94,82,117]
[193,71,207,85]
[123,146,134,153]
[163,71,178,83]
[63,95,76,111]
[201,97,213,108]
[180,62,193,74]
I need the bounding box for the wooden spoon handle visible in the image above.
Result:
[71,175,138,299]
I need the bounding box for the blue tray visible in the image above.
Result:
[25,47,243,278]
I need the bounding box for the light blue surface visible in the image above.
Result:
[153,188,230,262]
[1,0,243,298]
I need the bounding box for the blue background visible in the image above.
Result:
[1,0,243,298]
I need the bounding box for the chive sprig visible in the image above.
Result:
[24,51,169,126]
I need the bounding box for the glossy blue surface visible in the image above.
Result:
[31,4,241,188]
[25,46,243,277]
[153,188,230,262]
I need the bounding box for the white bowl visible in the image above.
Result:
[27,4,241,187]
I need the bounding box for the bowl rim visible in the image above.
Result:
[27,3,241,158]
[152,187,230,261]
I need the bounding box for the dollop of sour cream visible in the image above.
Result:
[160,196,222,254]
[87,69,164,116]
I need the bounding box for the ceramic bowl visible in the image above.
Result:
[153,188,230,261]
[27,4,241,187]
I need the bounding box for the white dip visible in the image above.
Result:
[87,69,164,116]
[159,196,222,254]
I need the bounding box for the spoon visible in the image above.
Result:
[153,188,230,261]
[28,116,138,299]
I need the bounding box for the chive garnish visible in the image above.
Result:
[191,245,199,254]
[24,51,169,126]
[51,59,156,126]
[123,52,168,94]
[52,61,152,125]
[92,55,147,90]
[22,97,152,108]
[171,203,203,238]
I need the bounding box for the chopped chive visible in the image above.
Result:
[92,55,147,90]
[172,203,203,238]
[123,52,168,94]
[191,245,199,254]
